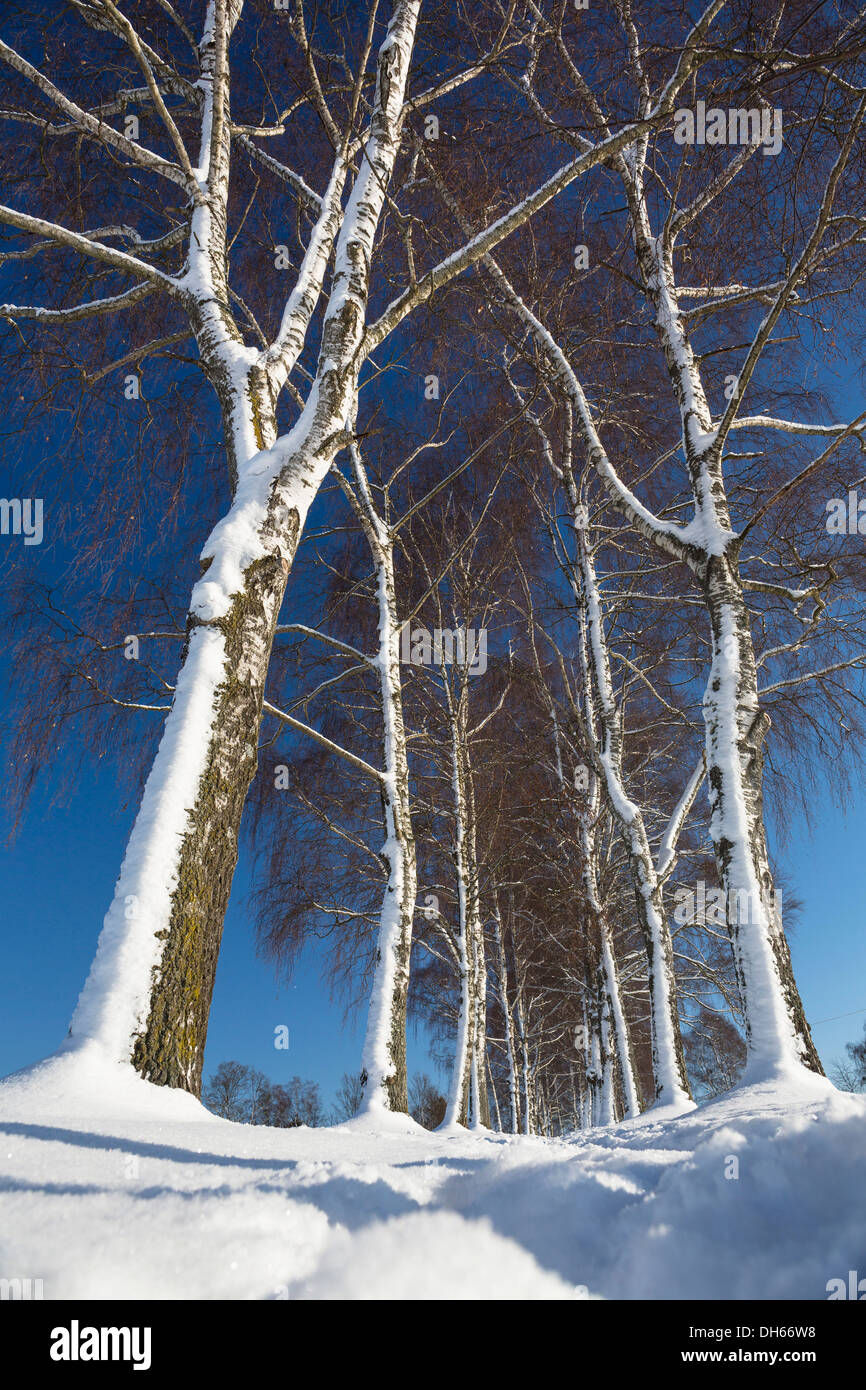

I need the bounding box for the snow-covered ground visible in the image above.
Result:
[1,1050,864,1300]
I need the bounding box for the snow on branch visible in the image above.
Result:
[0,282,156,323]
[656,756,705,882]
[363,0,726,361]
[738,411,866,544]
[0,205,180,290]
[759,657,866,698]
[274,623,376,668]
[0,37,194,193]
[714,92,866,454]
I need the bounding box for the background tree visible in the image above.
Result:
[831,1021,866,1093]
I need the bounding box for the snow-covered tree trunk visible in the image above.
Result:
[600,925,641,1120]
[358,526,418,1115]
[583,979,597,1125]
[622,172,824,1080]
[3,0,732,1097]
[442,691,472,1126]
[464,750,490,1129]
[67,0,282,1090]
[443,899,473,1125]
[502,292,690,1109]
[516,990,535,1136]
[67,0,423,1093]
[587,979,604,1124]
[701,564,823,1077]
[487,1050,503,1131]
[570,497,691,1109]
[558,691,642,1121]
[596,967,617,1125]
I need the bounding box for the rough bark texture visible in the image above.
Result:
[132,521,296,1093]
[702,554,824,1075]
[95,0,422,1093]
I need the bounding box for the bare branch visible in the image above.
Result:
[263,699,384,784]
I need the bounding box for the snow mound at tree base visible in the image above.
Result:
[0,1044,210,1124]
[0,1058,863,1300]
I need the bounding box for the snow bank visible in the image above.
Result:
[0,1054,862,1300]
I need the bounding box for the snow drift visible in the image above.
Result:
[0,1051,863,1300]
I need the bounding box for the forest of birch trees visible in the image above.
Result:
[2,0,866,1131]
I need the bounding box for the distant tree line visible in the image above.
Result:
[204,1062,446,1129]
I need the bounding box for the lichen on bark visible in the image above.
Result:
[132,517,298,1094]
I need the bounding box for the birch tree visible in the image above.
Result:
[2,0,692,1095]
[463,0,866,1082]
[512,398,696,1107]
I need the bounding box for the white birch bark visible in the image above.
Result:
[66,0,424,1090]
[575,523,692,1108]
[441,682,489,1127]
[338,447,418,1115]
[492,897,520,1133]
[614,142,827,1079]
[552,688,643,1120]
[1,0,734,1093]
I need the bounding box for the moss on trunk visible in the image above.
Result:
[132,520,298,1095]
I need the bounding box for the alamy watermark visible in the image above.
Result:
[399,622,487,675]
[673,101,783,157]
[826,1270,865,1299]
[0,1276,43,1299]
[50,1322,152,1370]
[0,497,43,545]
[673,879,782,927]
[825,488,866,535]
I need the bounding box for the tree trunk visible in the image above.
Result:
[443,691,476,1126]
[360,540,418,1114]
[595,959,618,1125]
[442,930,473,1127]
[625,189,823,1082]
[573,728,642,1120]
[464,762,490,1129]
[493,897,520,1133]
[66,0,423,1094]
[516,990,534,1135]
[69,495,296,1093]
[571,512,691,1108]
[702,557,824,1077]
[601,925,641,1118]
